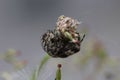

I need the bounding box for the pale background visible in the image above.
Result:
[0,0,120,80]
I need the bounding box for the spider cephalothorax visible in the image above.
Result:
[41,15,85,58]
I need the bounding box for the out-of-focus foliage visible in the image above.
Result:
[81,39,107,71]
[0,49,27,70]
[55,64,62,80]
[30,54,50,80]
[1,39,120,80]
[0,49,28,80]
[1,28,120,80]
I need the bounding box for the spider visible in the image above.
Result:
[41,15,85,58]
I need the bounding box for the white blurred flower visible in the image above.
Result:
[1,68,31,80]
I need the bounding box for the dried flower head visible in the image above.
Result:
[41,15,85,58]
[56,15,80,31]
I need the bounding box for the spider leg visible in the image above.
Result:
[80,34,85,42]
